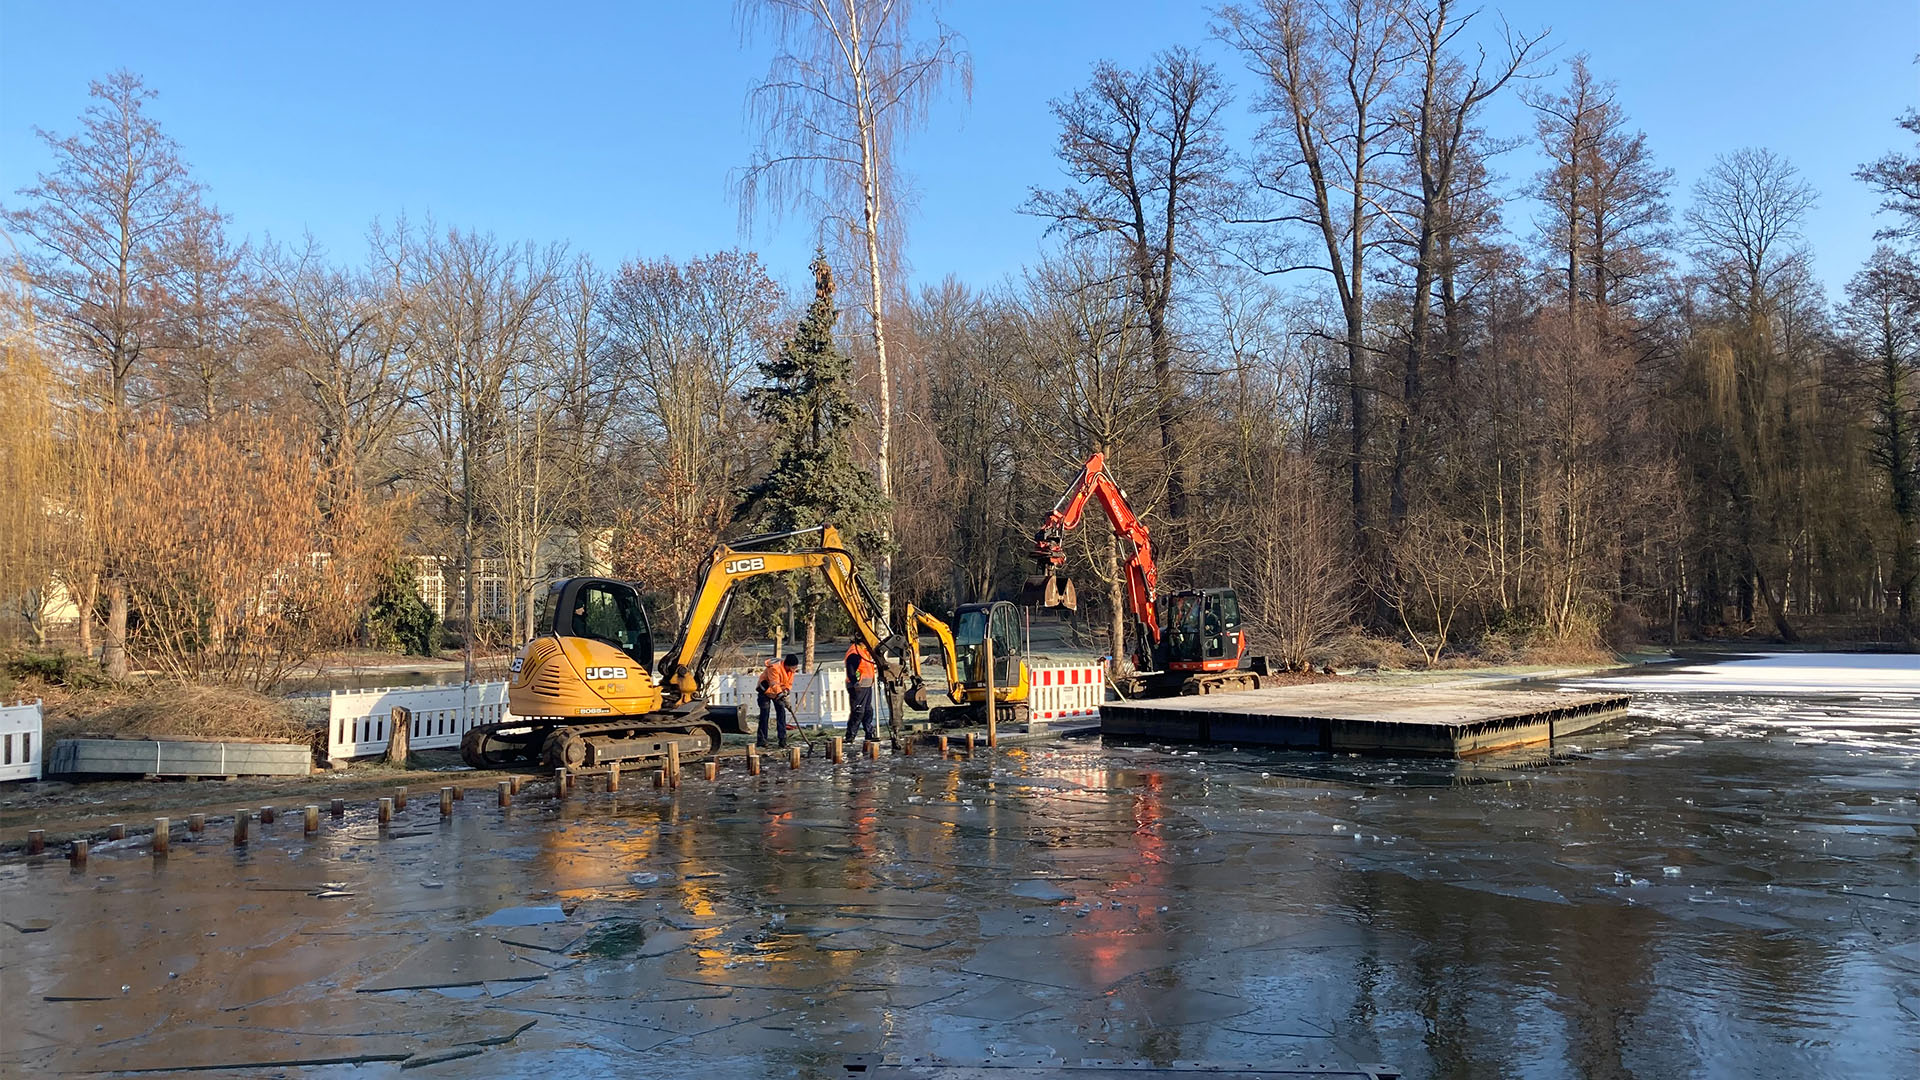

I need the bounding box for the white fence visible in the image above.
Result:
[326,682,511,762]
[324,661,1106,760]
[709,670,852,729]
[0,699,45,782]
[1029,664,1105,723]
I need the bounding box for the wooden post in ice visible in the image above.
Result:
[385,706,411,766]
[983,635,997,748]
[151,818,169,857]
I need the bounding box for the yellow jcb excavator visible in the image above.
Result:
[901,600,1032,727]
[462,525,902,770]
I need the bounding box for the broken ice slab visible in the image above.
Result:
[1009,879,1074,902]
[357,934,554,991]
[949,983,1050,1021]
[473,904,567,927]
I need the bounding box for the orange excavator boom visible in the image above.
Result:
[1022,452,1161,667]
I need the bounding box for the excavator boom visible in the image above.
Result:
[659,525,896,705]
[1022,452,1161,669]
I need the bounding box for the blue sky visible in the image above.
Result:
[1,1,1914,300]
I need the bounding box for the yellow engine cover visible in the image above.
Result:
[508,635,663,719]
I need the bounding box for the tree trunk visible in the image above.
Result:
[1105,530,1126,675]
[855,45,894,624]
[104,577,129,680]
[803,604,818,674]
[1754,566,1799,643]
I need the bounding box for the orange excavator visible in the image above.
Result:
[1021,452,1264,696]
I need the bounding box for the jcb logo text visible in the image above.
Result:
[724,557,766,575]
[583,666,628,680]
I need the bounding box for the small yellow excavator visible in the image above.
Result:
[462,525,901,770]
[901,600,1032,727]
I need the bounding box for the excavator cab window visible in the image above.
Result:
[954,603,1020,686]
[1167,590,1239,663]
[568,580,654,670]
[1167,593,1204,664]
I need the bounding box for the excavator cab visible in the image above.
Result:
[1162,588,1245,672]
[954,601,1024,690]
[537,578,655,672]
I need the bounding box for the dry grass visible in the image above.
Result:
[41,684,317,744]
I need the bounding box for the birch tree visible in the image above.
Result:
[738,0,972,617]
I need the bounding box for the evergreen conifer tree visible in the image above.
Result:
[749,251,888,540]
[746,251,889,672]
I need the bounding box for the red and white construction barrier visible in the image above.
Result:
[1028,664,1105,723]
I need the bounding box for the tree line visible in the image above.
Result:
[1,0,1915,691]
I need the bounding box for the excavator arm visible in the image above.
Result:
[902,602,964,709]
[659,525,898,706]
[1023,452,1161,666]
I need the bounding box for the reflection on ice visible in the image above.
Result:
[1,652,1915,1078]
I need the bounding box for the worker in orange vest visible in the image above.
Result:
[756,654,799,749]
[844,639,878,743]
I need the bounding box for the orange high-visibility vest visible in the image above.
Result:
[759,658,794,695]
[845,642,875,686]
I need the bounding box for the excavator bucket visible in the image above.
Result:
[905,679,929,711]
[1020,573,1078,610]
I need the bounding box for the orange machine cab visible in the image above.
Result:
[509,578,665,719]
[1162,587,1247,674]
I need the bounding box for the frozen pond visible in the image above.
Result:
[2,653,1915,1077]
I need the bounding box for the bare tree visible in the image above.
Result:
[400,226,563,681]
[1856,110,1920,247]
[1837,247,1920,634]
[258,233,417,485]
[1526,55,1673,335]
[153,208,260,422]
[1025,47,1233,573]
[603,250,782,516]
[1687,147,1817,317]
[0,269,59,641]
[1218,0,1414,574]
[2,71,207,677]
[1383,0,1545,527]
[738,0,972,619]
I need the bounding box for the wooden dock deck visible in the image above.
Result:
[1100,683,1630,757]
